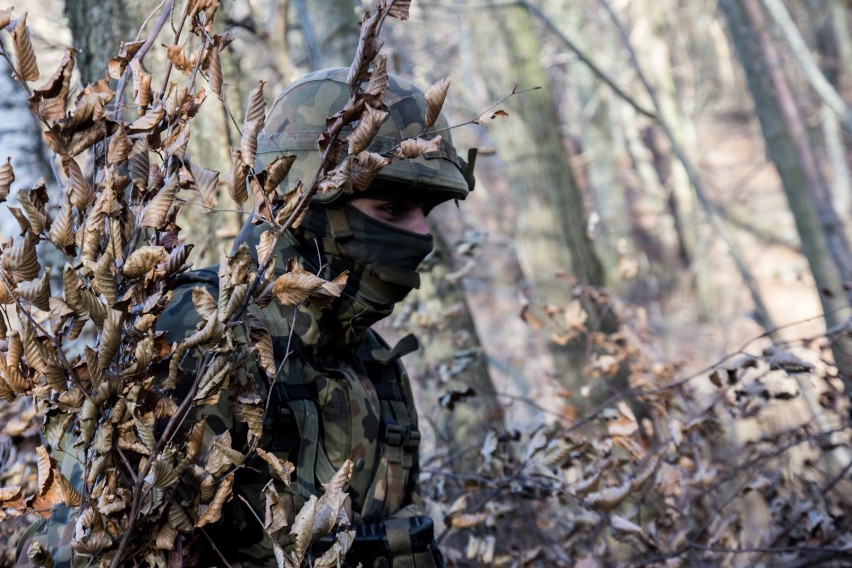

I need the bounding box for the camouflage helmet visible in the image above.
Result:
[256,67,474,205]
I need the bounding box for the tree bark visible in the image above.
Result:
[472,3,612,404]
[719,0,852,390]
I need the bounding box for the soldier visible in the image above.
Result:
[163,67,474,566]
[14,67,474,568]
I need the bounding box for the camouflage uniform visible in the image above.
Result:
[164,67,474,566]
[16,68,473,567]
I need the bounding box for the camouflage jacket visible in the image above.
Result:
[160,266,425,563]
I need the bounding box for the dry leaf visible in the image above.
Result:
[108,124,132,165]
[263,481,290,534]
[611,515,643,537]
[140,174,178,228]
[166,44,191,74]
[128,106,166,133]
[257,448,295,485]
[424,77,450,128]
[208,43,223,99]
[0,157,13,201]
[189,161,220,208]
[191,286,218,320]
[196,472,235,527]
[2,232,40,283]
[348,105,387,155]
[11,14,39,82]
[123,246,166,278]
[62,155,94,210]
[131,59,152,110]
[226,149,248,205]
[264,154,297,194]
[271,268,326,307]
[128,138,150,190]
[394,136,441,159]
[585,483,631,512]
[387,0,411,20]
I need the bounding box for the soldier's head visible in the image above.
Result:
[253,67,475,321]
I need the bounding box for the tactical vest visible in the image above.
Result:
[173,269,429,563]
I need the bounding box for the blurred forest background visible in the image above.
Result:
[0,0,850,566]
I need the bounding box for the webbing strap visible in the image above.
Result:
[386,519,413,555]
[326,207,352,238]
[392,552,437,568]
[291,399,318,502]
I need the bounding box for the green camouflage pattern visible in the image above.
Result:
[155,266,423,564]
[257,67,470,204]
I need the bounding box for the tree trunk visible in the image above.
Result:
[473,4,608,402]
[719,0,852,390]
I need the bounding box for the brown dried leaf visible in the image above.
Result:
[134,411,157,454]
[610,515,643,537]
[66,79,114,129]
[241,120,261,170]
[226,149,248,205]
[155,521,178,551]
[585,483,631,512]
[290,494,318,564]
[123,245,166,278]
[387,0,411,20]
[98,309,124,372]
[271,268,326,307]
[49,199,75,253]
[11,14,39,82]
[62,155,94,210]
[263,481,290,534]
[256,230,278,268]
[350,151,389,191]
[128,138,150,190]
[128,106,166,133]
[348,105,387,155]
[257,448,295,485]
[145,458,180,489]
[191,286,218,321]
[393,136,441,160]
[19,179,55,233]
[166,44,191,74]
[16,267,51,311]
[0,485,22,503]
[195,354,230,405]
[244,80,266,131]
[424,77,450,128]
[196,472,234,527]
[62,264,84,313]
[140,174,178,228]
[234,393,264,447]
[93,249,117,305]
[0,157,13,201]
[208,43,223,99]
[246,313,275,376]
[189,161,219,208]
[36,446,53,495]
[365,55,388,97]
[308,271,348,309]
[3,232,40,283]
[0,8,12,29]
[108,124,132,165]
[476,109,509,127]
[131,59,152,110]
[264,154,297,194]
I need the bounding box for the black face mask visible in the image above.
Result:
[293,203,434,341]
